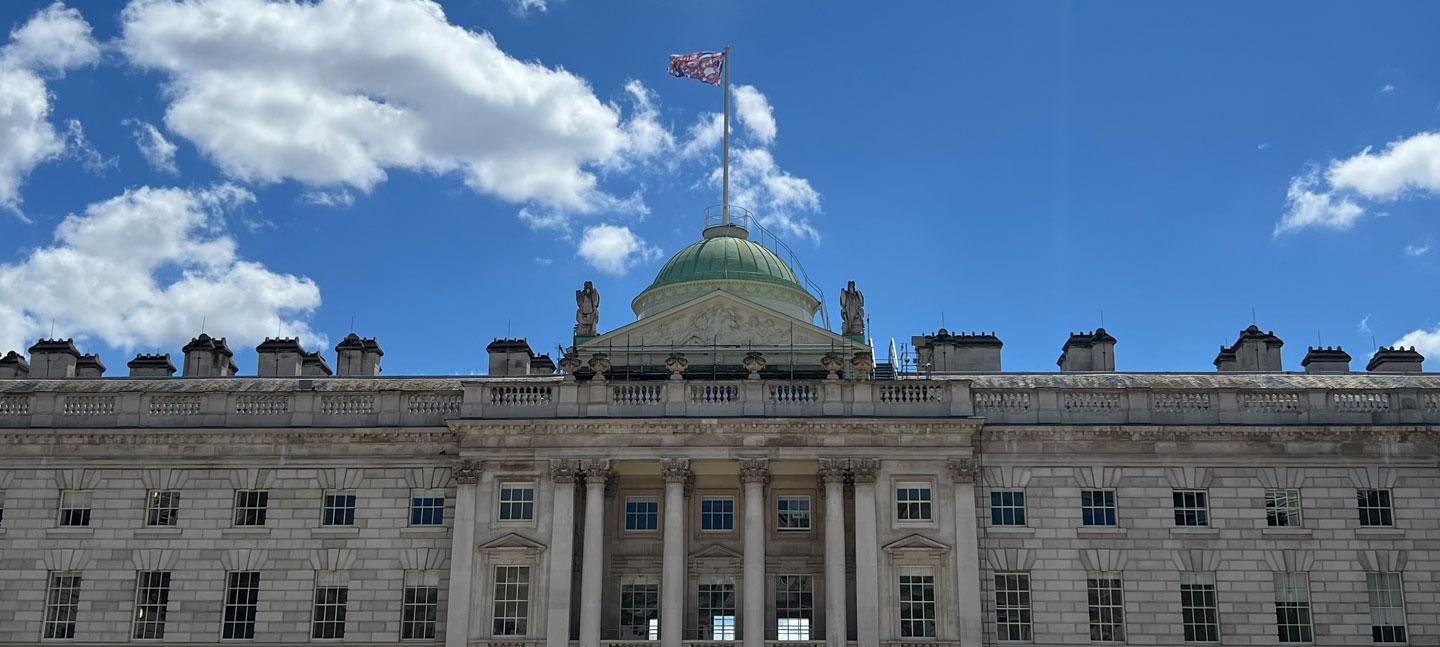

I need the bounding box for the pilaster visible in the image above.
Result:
[739,458,769,647]
[661,458,692,647]
[445,460,482,647]
[948,457,983,646]
[818,458,849,647]
[851,459,880,647]
[545,460,580,647]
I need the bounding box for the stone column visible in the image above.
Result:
[949,458,984,646]
[818,459,849,647]
[546,460,580,647]
[851,459,880,647]
[739,459,769,647]
[445,460,483,647]
[579,460,613,647]
[661,459,692,647]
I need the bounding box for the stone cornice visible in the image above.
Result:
[978,424,1440,444]
[0,426,461,448]
[447,417,983,436]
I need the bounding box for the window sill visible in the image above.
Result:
[222,527,271,537]
[985,526,1035,536]
[401,525,450,535]
[1356,527,1405,537]
[46,527,94,537]
[134,526,184,537]
[312,526,360,536]
[1261,527,1312,537]
[1170,527,1220,537]
[1077,526,1127,536]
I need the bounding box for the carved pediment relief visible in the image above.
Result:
[882,533,951,557]
[581,292,861,351]
[691,544,744,561]
[478,533,546,555]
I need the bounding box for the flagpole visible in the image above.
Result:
[722,44,731,225]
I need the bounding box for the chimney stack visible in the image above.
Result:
[1214,325,1284,372]
[301,351,333,376]
[27,339,81,378]
[1057,328,1117,372]
[182,334,236,377]
[530,353,556,375]
[255,338,307,377]
[487,339,537,376]
[75,354,105,378]
[334,333,383,376]
[128,353,176,378]
[910,329,1003,372]
[1300,347,1350,374]
[1366,347,1424,373]
[0,350,29,378]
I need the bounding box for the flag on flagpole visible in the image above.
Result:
[668,51,726,85]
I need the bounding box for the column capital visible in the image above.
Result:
[453,459,483,484]
[816,458,849,487]
[948,457,980,484]
[660,458,692,483]
[580,459,615,489]
[738,458,770,484]
[850,458,879,484]
[550,459,582,484]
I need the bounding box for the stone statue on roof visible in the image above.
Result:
[575,281,600,337]
[840,280,865,337]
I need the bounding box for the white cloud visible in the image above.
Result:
[1326,132,1440,200]
[1405,242,1432,256]
[64,119,115,173]
[576,224,660,275]
[122,118,178,173]
[732,84,776,145]
[1358,314,1372,334]
[710,147,822,240]
[507,0,547,15]
[0,2,99,218]
[0,184,322,356]
[681,112,723,159]
[119,0,661,220]
[1274,169,1365,236]
[1276,131,1440,235]
[533,256,553,266]
[1380,84,1396,94]
[1393,326,1439,368]
[300,190,355,208]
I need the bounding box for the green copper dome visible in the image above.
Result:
[648,234,803,291]
[631,224,820,321]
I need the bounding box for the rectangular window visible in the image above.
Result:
[232,490,268,527]
[145,490,180,527]
[132,570,172,639]
[1180,572,1220,643]
[1367,572,1407,644]
[492,566,530,636]
[57,489,91,527]
[1081,489,1117,527]
[410,491,445,526]
[1087,574,1125,642]
[1358,489,1394,527]
[401,571,439,640]
[697,582,737,640]
[498,483,535,522]
[619,581,659,640]
[700,497,735,532]
[1173,490,1210,527]
[321,491,356,526]
[994,572,1032,641]
[990,490,1027,526]
[1274,572,1313,643]
[625,497,659,531]
[899,571,937,638]
[43,571,81,640]
[222,571,260,640]
[775,575,814,641]
[777,495,811,531]
[311,585,348,639]
[896,482,933,522]
[1266,489,1303,528]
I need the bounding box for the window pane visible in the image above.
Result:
[1087,575,1125,642]
[993,572,1031,641]
[133,570,172,639]
[698,583,737,640]
[1367,572,1407,644]
[44,571,82,639]
[1273,572,1312,643]
[1180,572,1219,642]
[311,585,348,639]
[777,496,811,531]
[222,571,261,640]
[499,484,536,521]
[775,576,814,641]
[620,582,660,640]
[492,566,530,636]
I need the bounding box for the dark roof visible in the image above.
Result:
[1301,346,1351,366]
[0,350,28,368]
[530,354,556,373]
[915,329,1003,347]
[127,353,175,370]
[1367,346,1425,371]
[27,338,80,356]
[486,338,535,356]
[76,354,105,372]
[255,337,305,353]
[1063,328,1117,349]
[183,334,234,356]
[302,351,333,376]
[335,333,383,355]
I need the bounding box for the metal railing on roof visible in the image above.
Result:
[704,205,830,330]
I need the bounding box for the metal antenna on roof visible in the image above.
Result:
[350,315,356,334]
[49,319,54,338]
[1100,310,1105,328]
[1251,307,1257,325]
[201,316,206,334]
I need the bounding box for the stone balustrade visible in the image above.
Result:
[0,374,1438,428]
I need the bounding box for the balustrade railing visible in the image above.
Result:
[769,383,818,403]
[149,395,203,416]
[1332,391,1390,412]
[1062,391,1122,412]
[0,394,31,416]
[489,385,552,406]
[691,383,739,404]
[879,384,940,403]
[407,392,462,414]
[234,394,290,416]
[1240,392,1303,412]
[62,395,116,416]
[614,384,664,405]
[1152,392,1212,412]
[974,390,1030,412]
[320,394,375,415]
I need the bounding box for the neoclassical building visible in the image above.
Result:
[0,218,1437,647]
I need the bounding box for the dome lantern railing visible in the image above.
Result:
[702,205,831,330]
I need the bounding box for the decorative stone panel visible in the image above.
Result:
[1072,466,1122,489]
[42,549,92,572]
[1349,467,1399,489]
[1172,550,1222,573]
[406,466,451,489]
[1255,466,1306,489]
[132,550,179,572]
[53,468,98,490]
[981,466,1032,489]
[220,549,269,572]
[1332,391,1390,412]
[398,548,448,571]
[986,548,1036,571]
[1080,549,1127,573]
[227,468,274,490]
[310,549,357,572]
[1356,550,1408,573]
[316,467,365,491]
[1164,466,1213,489]
[140,468,189,491]
[1264,550,1314,573]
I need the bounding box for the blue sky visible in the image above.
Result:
[1,0,1438,375]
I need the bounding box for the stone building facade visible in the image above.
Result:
[0,221,1436,647]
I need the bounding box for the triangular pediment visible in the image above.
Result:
[478,533,546,554]
[690,544,744,561]
[882,533,951,555]
[579,291,864,352]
